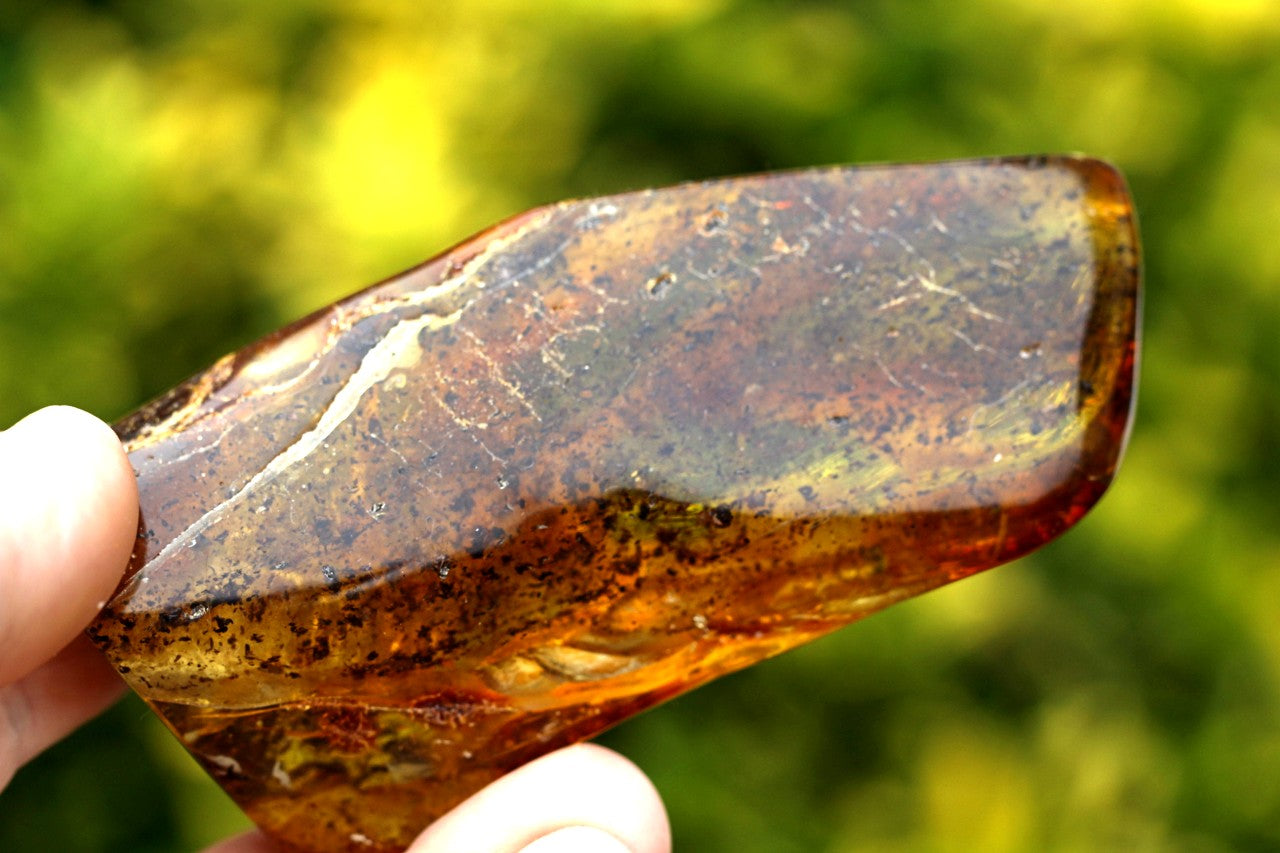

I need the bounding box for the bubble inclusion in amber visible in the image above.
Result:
[89,156,1139,852]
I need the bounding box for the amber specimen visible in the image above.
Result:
[89,156,1139,852]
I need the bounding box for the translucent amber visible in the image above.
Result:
[89,156,1140,852]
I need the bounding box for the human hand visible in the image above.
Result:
[1,406,671,853]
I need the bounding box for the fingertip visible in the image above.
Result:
[518,825,634,853]
[0,406,138,684]
[553,744,670,853]
[410,743,670,853]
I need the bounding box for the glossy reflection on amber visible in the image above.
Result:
[90,156,1139,852]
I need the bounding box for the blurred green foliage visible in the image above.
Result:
[1,0,1278,850]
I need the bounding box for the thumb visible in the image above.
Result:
[410,744,671,853]
[0,406,138,685]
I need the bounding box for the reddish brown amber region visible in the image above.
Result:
[90,156,1139,852]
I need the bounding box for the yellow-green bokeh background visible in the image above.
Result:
[2,1,1278,850]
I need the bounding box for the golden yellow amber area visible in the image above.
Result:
[90,156,1139,852]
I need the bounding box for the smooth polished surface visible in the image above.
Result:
[90,156,1139,852]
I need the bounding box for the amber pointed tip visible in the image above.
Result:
[1065,154,1139,224]
[987,153,1132,212]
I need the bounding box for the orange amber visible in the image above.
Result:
[90,156,1139,852]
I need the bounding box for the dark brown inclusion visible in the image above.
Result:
[89,156,1140,852]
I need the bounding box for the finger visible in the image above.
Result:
[0,406,138,685]
[518,826,634,852]
[0,635,125,788]
[410,744,671,853]
[0,406,138,787]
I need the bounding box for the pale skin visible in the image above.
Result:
[0,406,671,853]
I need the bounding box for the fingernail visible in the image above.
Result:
[518,825,632,853]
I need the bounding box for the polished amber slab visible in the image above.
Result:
[90,156,1139,852]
